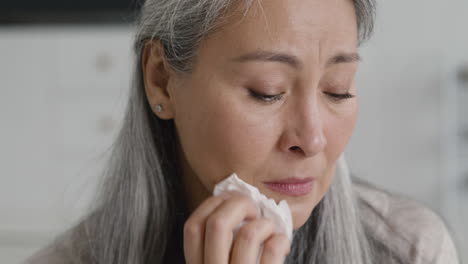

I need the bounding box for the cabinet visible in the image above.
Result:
[442,62,468,262]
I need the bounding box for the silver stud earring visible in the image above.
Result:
[154,103,163,113]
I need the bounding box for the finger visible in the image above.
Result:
[259,234,291,264]
[230,218,275,264]
[204,194,258,264]
[184,195,226,264]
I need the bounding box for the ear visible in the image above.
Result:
[141,40,176,120]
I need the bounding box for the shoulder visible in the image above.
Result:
[352,179,460,264]
[23,224,90,264]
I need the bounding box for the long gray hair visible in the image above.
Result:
[70,0,406,263]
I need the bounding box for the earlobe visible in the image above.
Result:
[141,40,176,120]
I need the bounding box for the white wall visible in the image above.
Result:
[1,1,467,263]
[347,0,468,261]
[349,0,467,208]
[0,26,133,263]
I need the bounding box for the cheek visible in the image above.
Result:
[173,82,277,191]
[323,102,358,160]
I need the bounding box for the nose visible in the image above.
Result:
[279,100,327,158]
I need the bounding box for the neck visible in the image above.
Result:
[180,156,211,213]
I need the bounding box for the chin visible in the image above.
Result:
[286,190,323,229]
[290,204,315,230]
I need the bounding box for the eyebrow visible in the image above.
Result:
[232,50,361,69]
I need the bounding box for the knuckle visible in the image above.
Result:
[206,216,226,232]
[277,234,290,243]
[211,195,226,203]
[238,196,257,212]
[281,238,292,255]
[263,242,281,257]
[253,218,275,235]
[237,195,251,203]
[278,234,291,252]
[232,194,250,204]
[183,220,201,238]
[259,218,275,229]
[264,235,290,256]
[237,225,257,243]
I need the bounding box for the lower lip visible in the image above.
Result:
[263,181,313,196]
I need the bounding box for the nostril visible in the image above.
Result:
[289,146,303,153]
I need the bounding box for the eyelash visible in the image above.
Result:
[322,91,356,101]
[248,89,285,103]
[248,89,355,103]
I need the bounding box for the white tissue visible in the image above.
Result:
[213,173,293,241]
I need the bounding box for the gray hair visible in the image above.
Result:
[72,0,406,263]
[135,0,376,73]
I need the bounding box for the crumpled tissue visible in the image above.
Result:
[213,173,293,241]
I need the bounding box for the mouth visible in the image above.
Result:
[262,177,314,197]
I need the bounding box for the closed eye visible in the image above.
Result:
[323,91,355,101]
[248,89,285,103]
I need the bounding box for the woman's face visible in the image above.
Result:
[161,0,359,229]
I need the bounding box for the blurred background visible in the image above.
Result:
[0,0,467,263]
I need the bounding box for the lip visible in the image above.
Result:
[263,177,314,197]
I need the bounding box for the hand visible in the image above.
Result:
[183,193,291,264]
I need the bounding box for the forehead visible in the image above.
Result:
[200,0,358,66]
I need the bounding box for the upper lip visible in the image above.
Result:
[263,177,315,184]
